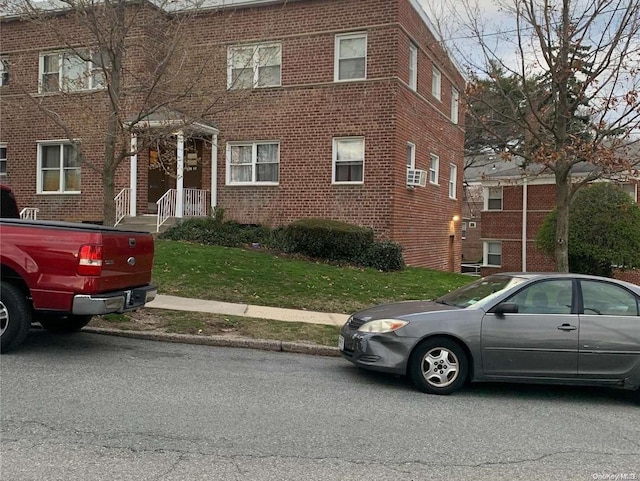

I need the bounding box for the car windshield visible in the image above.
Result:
[437,275,526,308]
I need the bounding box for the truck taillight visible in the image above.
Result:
[77,244,103,276]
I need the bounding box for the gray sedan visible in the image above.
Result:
[339,273,640,399]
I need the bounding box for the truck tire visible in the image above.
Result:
[38,314,93,333]
[0,281,32,353]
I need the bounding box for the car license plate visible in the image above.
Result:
[338,335,345,351]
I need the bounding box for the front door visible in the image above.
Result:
[183,138,203,190]
[481,279,579,378]
[147,148,171,213]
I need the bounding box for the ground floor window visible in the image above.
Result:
[484,241,502,267]
[0,144,6,177]
[226,141,279,185]
[333,137,364,184]
[37,142,80,193]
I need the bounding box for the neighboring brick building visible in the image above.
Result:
[0,0,466,271]
[470,157,640,283]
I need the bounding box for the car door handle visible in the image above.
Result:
[557,324,577,331]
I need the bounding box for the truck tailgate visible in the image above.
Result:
[97,231,155,292]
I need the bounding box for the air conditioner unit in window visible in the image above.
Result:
[407,169,427,188]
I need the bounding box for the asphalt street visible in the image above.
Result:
[1,330,639,481]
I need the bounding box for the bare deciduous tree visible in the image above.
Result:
[428,0,640,271]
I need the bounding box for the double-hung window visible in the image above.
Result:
[486,186,503,210]
[228,43,282,89]
[335,33,367,82]
[0,144,6,177]
[406,142,416,169]
[429,153,439,184]
[451,88,459,124]
[408,43,418,91]
[227,141,279,185]
[449,163,457,199]
[432,66,441,100]
[484,241,502,267]
[40,50,107,92]
[0,56,8,86]
[38,142,81,193]
[333,137,364,184]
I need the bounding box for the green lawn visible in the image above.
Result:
[152,240,471,313]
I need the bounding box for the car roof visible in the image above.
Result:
[489,272,640,293]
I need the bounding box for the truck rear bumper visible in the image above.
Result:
[72,286,157,315]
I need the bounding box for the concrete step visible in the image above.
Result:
[116,215,177,234]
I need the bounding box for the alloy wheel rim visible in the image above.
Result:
[421,347,459,388]
[0,301,8,337]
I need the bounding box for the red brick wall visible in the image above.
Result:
[1,0,466,271]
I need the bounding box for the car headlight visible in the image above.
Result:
[357,319,408,333]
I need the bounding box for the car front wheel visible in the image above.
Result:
[409,337,468,395]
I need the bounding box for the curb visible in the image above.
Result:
[84,327,341,357]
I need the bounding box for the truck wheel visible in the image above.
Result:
[38,315,93,333]
[1,282,32,353]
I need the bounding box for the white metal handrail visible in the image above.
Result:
[114,188,131,226]
[19,207,39,220]
[183,188,208,217]
[157,189,177,232]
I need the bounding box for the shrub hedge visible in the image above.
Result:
[160,216,405,271]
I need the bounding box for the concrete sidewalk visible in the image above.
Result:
[85,293,347,357]
[145,294,350,327]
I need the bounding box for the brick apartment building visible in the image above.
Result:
[0,0,466,271]
[464,156,640,283]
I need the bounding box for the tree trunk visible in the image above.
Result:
[555,165,570,272]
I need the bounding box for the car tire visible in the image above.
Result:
[409,337,468,395]
[0,282,32,353]
[38,314,93,333]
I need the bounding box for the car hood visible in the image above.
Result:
[353,300,460,323]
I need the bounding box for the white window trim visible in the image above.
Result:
[332,137,365,185]
[451,87,459,124]
[409,43,418,91]
[38,50,105,93]
[485,186,504,211]
[334,32,367,82]
[429,153,439,185]
[406,142,416,169]
[37,141,81,194]
[449,163,457,199]
[469,221,477,228]
[225,141,280,186]
[483,241,502,267]
[227,42,282,90]
[0,56,8,86]
[432,66,441,100]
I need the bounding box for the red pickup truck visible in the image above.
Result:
[0,185,157,352]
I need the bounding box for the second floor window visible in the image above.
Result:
[226,141,280,185]
[38,142,81,193]
[40,50,107,93]
[335,33,367,82]
[228,44,282,89]
[486,186,503,210]
[451,87,459,124]
[432,66,441,100]
[449,164,457,199]
[429,153,439,184]
[409,43,418,91]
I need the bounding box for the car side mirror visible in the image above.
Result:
[493,303,519,317]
